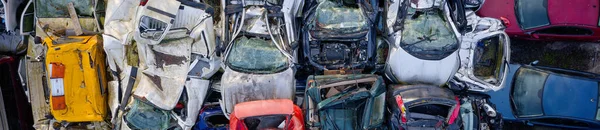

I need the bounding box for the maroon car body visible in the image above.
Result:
[477,0,600,41]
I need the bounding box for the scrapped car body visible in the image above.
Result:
[453,11,510,92]
[105,0,219,129]
[43,35,108,122]
[387,84,461,130]
[304,74,386,130]
[229,99,304,130]
[193,105,228,130]
[384,0,462,86]
[131,0,219,110]
[219,0,302,117]
[302,0,378,72]
[486,64,600,129]
[19,0,106,127]
[477,0,600,41]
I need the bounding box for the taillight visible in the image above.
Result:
[49,63,66,110]
[447,96,460,124]
[500,16,510,27]
[394,95,407,123]
[175,103,184,109]
[140,0,149,6]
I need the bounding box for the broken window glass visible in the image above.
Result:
[124,99,171,130]
[226,36,288,73]
[473,34,505,86]
[400,7,458,60]
[512,68,548,117]
[314,0,368,34]
[35,0,94,18]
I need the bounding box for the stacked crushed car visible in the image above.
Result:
[0,0,599,129]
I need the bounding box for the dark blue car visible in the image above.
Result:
[487,63,600,129]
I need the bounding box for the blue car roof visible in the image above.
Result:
[543,74,599,120]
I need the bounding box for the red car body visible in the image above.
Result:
[229,99,304,130]
[477,0,600,41]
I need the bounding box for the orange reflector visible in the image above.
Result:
[52,96,66,110]
[49,63,66,110]
[50,63,65,78]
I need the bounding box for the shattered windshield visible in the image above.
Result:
[124,99,170,129]
[226,37,288,73]
[400,7,458,60]
[313,0,368,34]
[473,35,506,85]
[36,0,94,18]
[512,68,548,117]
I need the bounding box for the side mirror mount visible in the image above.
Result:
[530,60,539,66]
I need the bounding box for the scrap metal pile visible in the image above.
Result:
[0,0,599,129]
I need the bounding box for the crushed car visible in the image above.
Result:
[219,0,303,117]
[383,0,464,86]
[229,99,304,130]
[304,74,386,130]
[105,0,220,129]
[18,0,109,128]
[301,0,379,73]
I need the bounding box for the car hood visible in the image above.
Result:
[542,74,599,120]
[547,0,599,26]
[486,64,521,121]
[386,46,459,86]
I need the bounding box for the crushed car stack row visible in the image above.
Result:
[0,0,598,129]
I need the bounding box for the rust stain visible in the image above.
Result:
[152,50,186,69]
[144,73,163,91]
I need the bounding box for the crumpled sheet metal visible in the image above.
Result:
[174,78,210,130]
[220,67,295,117]
[133,31,192,110]
[454,10,510,92]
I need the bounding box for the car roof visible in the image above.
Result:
[515,65,600,120]
[542,73,599,120]
[547,0,600,26]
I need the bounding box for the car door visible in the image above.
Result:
[19,0,34,35]
[93,0,106,32]
[456,18,510,92]
[135,0,181,45]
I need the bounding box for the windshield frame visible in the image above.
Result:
[510,67,549,118]
[514,0,550,30]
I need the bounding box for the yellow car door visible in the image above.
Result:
[44,35,108,122]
